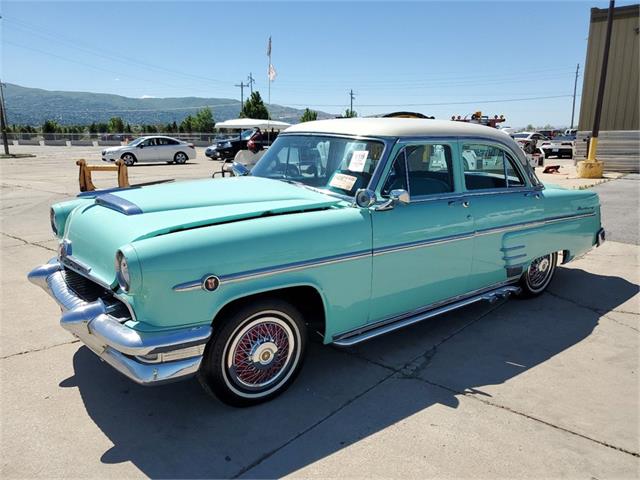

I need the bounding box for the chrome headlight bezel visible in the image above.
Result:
[115,250,131,292]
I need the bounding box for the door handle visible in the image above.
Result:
[524,192,541,199]
[448,200,470,208]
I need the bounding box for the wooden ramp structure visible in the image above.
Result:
[76,159,130,192]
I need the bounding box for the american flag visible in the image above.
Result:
[267,36,271,57]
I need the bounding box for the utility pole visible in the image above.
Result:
[578,0,615,178]
[247,73,255,94]
[349,89,355,116]
[0,80,9,155]
[570,63,580,129]
[235,81,248,113]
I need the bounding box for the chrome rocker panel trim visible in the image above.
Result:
[332,282,521,347]
[28,259,211,385]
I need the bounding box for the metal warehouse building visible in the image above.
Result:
[577,3,639,173]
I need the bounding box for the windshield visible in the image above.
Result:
[240,129,255,140]
[251,134,385,196]
[127,137,144,146]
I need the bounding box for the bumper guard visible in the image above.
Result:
[28,259,211,385]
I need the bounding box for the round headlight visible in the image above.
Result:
[115,250,130,291]
[223,141,232,148]
[50,208,58,235]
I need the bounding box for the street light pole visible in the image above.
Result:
[570,63,580,130]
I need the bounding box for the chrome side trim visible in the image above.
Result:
[214,250,370,286]
[175,211,596,289]
[332,282,521,346]
[372,231,473,256]
[501,245,525,252]
[95,193,143,215]
[504,253,527,261]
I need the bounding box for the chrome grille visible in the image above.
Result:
[62,268,131,320]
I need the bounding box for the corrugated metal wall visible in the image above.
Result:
[576,130,640,173]
[579,5,639,131]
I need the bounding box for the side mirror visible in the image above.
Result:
[232,162,250,176]
[354,189,377,208]
[375,189,410,211]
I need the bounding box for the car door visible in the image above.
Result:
[137,138,157,162]
[460,141,545,291]
[370,141,475,323]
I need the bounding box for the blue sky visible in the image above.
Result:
[1,0,634,127]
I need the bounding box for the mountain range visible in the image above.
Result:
[3,83,335,126]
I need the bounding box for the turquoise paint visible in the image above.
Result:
[48,135,603,345]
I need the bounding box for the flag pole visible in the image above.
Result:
[267,35,271,141]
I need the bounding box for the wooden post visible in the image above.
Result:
[76,159,96,192]
[116,159,130,188]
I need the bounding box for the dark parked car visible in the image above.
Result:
[205,129,279,161]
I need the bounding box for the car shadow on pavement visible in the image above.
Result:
[60,267,638,478]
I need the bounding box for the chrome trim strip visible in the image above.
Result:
[173,280,202,292]
[504,253,527,261]
[372,231,474,256]
[182,211,595,288]
[218,249,371,285]
[332,282,521,346]
[95,193,143,215]
[501,245,525,251]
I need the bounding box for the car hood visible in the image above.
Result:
[62,177,347,284]
[103,146,125,153]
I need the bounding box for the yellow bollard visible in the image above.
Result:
[577,137,604,179]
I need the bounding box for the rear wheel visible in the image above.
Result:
[174,152,188,164]
[121,153,136,166]
[518,252,558,297]
[198,299,307,407]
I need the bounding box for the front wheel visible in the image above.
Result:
[121,153,136,166]
[174,152,188,164]
[198,299,307,407]
[518,252,558,297]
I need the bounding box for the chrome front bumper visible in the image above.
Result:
[28,259,212,385]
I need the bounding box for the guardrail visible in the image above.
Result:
[7,132,234,145]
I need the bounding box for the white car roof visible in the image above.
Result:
[286,118,514,143]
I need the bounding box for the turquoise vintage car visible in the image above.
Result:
[29,118,605,406]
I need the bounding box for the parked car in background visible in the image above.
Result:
[539,135,576,159]
[29,118,605,406]
[207,128,280,161]
[538,129,560,139]
[102,136,195,165]
[564,128,578,136]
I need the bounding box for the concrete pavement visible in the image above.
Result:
[1,147,638,478]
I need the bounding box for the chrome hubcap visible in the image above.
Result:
[226,316,295,390]
[528,254,553,289]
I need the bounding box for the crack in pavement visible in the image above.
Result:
[236,302,506,478]
[1,232,56,252]
[415,376,640,458]
[231,366,399,479]
[1,339,80,360]
[546,290,639,333]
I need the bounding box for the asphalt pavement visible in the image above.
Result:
[1,147,638,479]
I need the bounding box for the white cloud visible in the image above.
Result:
[114,78,120,82]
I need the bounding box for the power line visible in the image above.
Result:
[283,94,579,108]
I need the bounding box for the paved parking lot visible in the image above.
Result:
[1,146,638,478]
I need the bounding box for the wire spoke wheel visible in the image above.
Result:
[222,311,301,399]
[521,252,557,296]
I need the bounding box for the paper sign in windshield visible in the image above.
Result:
[330,173,357,191]
[348,150,369,172]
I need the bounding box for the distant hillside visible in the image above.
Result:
[3,83,334,126]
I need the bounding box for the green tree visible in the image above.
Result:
[107,116,125,133]
[525,124,535,131]
[124,123,132,133]
[343,108,357,118]
[192,107,216,132]
[179,115,194,132]
[96,122,109,133]
[42,119,60,140]
[240,91,269,119]
[299,108,318,123]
